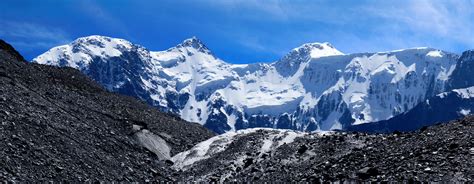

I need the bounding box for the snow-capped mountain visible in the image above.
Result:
[33,35,464,133]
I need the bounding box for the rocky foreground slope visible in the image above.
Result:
[0,40,214,181]
[172,116,473,182]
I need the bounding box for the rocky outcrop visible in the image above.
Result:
[448,50,474,90]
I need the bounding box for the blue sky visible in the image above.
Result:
[1,0,474,64]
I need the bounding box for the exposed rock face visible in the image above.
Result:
[448,50,474,90]
[171,116,474,182]
[0,40,215,181]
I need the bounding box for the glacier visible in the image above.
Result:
[32,35,461,133]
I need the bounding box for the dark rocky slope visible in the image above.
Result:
[174,116,473,182]
[448,50,474,90]
[0,40,215,181]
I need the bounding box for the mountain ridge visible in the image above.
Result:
[32,35,468,133]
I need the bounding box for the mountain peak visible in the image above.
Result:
[73,35,111,44]
[293,42,344,59]
[71,35,133,48]
[32,35,137,70]
[275,42,343,77]
[177,36,212,54]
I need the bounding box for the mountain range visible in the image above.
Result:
[32,36,474,133]
[1,39,473,182]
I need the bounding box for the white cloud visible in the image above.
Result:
[365,0,474,48]
[0,21,71,49]
[248,0,473,54]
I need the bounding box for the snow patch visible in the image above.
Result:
[171,130,240,170]
[172,128,307,169]
[453,86,474,99]
[134,129,171,160]
[426,50,444,58]
[459,109,471,116]
[276,131,305,147]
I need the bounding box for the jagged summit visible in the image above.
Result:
[176,36,212,54]
[180,36,205,48]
